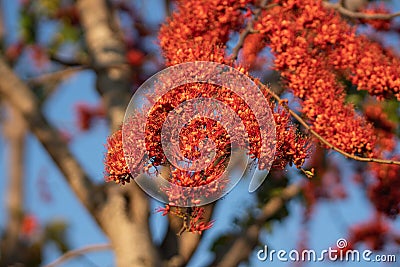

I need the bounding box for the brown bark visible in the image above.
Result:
[215,183,301,267]
[343,0,368,12]
[162,205,214,267]
[77,0,131,132]
[1,105,26,265]
[96,184,159,267]
[0,57,99,213]
[76,0,160,266]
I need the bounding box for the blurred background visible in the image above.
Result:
[0,0,400,266]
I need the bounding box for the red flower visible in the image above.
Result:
[126,49,145,66]
[349,216,391,250]
[360,4,392,31]
[369,161,400,218]
[104,129,132,184]
[76,102,106,131]
[255,0,381,156]
[21,214,38,238]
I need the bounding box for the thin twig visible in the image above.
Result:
[323,2,400,20]
[50,54,89,67]
[165,0,172,18]
[26,66,87,86]
[258,81,400,166]
[230,0,270,60]
[44,244,112,267]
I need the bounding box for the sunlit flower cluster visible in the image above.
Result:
[254,0,384,156]
[241,32,266,68]
[155,0,310,233]
[159,0,250,66]
[330,36,400,100]
[105,0,314,234]
[157,205,213,234]
[360,4,392,31]
[271,106,309,169]
[104,129,132,184]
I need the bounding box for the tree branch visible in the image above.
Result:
[323,1,400,20]
[0,56,100,214]
[49,54,90,67]
[163,204,214,267]
[0,0,4,46]
[215,183,301,267]
[230,0,400,165]
[230,1,400,165]
[1,105,26,263]
[232,0,399,61]
[26,67,87,87]
[76,1,160,266]
[162,153,247,266]
[77,0,131,131]
[258,81,400,166]
[96,184,160,267]
[44,243,112,267]
[230,0,270,60]
[164,0,172,18]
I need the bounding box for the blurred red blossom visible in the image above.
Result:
[360,4,392,31]
[21,214,39,238]
[75,102,106,131]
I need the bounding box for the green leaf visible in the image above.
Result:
[20,11,36,43]
[59,22,80,42]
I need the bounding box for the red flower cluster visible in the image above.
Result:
[144,80,267,207]
[76,102,106,131]
[105,0,311,234]
[364,102,397,155]
[241,33,266,68]
[271,106,309,169]
[349,216,391,250]
[330,36,400,100]
[253,0,400,156]
[156,0,309,232]
[159,0,250,66]
[157,205,213,234]
[126,49,145,67]
[369,161,400,218]
[362,102,400,218]
[360,4,392,31]
[104,129,132,184]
